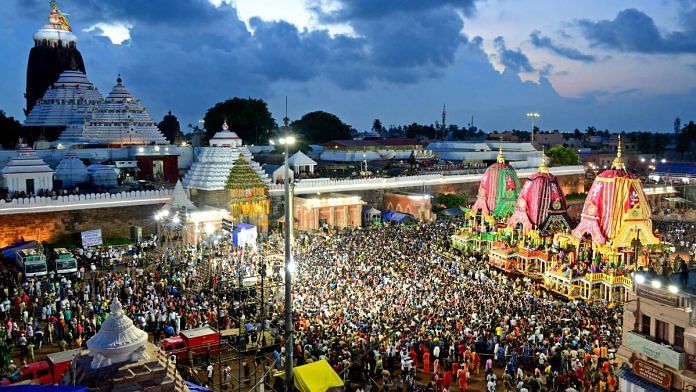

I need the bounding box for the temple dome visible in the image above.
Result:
[86,297,148,369]
[55,151,88,186]
[24,70,102,128]
[58,75,168,145]
[209,120,243,148]
[572,137,659,248]
[471,145,520,217]
[507,153,572,231]
[33,1,77,46]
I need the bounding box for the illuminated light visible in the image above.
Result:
[635,275,645,284]
[651,158,655,163]
[285,136,296,145]
[269,139,275,146]
[640,158,645,163]
[161,210,170,217]
[287,260,297,273]
[668,285,679,294]
[172,216,180,224]
[181,142,188,147]
[651,280,662,289]
[154,146,160,152]
[661,158,666,163]
[204,223,215,235]
[138,147,145,153]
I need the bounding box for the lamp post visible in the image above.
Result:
[270,129,296,392]
[526,112,541,144]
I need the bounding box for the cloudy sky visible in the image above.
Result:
[1,0,695,132]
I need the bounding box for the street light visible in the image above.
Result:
[526,112,541,144]
[270,127,296,392]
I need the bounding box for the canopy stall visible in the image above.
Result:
[382,210,415,223]
[275,359,344,392]
[233,223,258,250]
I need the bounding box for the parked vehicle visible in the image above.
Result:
[160,326,222,360]
[53,248,78,275]
[12,349,81,385]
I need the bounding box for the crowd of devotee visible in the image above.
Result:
[0,220,629,391]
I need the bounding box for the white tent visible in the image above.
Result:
[55,151,88,186]
[271,164,294,184]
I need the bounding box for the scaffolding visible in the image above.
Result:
[186,238,285,392]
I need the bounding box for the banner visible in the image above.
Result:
[81,229,103,247]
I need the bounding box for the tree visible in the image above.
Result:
[674,117,681,134]
[435,193,467,210]
[290,111,351,144]
[0,111,22,149]
[203,98,277,145]
[372,119,383,133]
[157,110,182,143]
[546,145,580,166]
[676,121,696,158]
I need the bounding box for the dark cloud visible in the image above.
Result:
[309,0,476,21]
[530,31,597,62]
[493,36,535,73]
[578,8,696,53]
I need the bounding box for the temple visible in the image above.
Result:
[65,297,190,391]
[26,1,86,118]
[0,145,54,195]
[24,70,103,141]
[58,75,169,145]
[507,152,572,231]
[471,144,520,217]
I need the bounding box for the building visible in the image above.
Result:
[508,153,573,231]
[58,75,169,146]
[65,297,190,390]
[54,151,88,187]
[383,192,433,221]
[24,70,103,141]
[25,1,86,117]
[471,146,521,218]
[533,130,564,150]
[618,275,696,391]
[182,123,269,208]
[294,193,365,230]
[0,145,54,195]
[320,138,430,162]
[426,141,541,168]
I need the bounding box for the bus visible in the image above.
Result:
[53,248,78,275]
[16,246,48,278]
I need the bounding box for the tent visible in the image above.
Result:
[438,207,465,217]
[382,211,414,223]
[233,223,258,250]
[55,152,88,187]
[275,359,344,392]
[362,206,381,225]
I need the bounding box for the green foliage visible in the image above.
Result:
[203,98,277,145]
[634,132,669,155]
[435,193,467,210]
[157,110,182,143]
[546,145,580,166]
[372,119,383,132]
[291,111,352,144]
[102,237,133,246]
[0,110,22,149]
[676,121,696,158]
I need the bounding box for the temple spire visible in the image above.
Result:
[612,134,625,170]
[497,138,505,164]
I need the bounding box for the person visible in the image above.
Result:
[679,258,689,288]
[207,363,214,383]
[457,363,468,391]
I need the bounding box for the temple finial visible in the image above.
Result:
[222,118,229,131]
[612,134,625,170]
[538,148,549,173]
[116,74,122,85]
[497,137,505,164]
